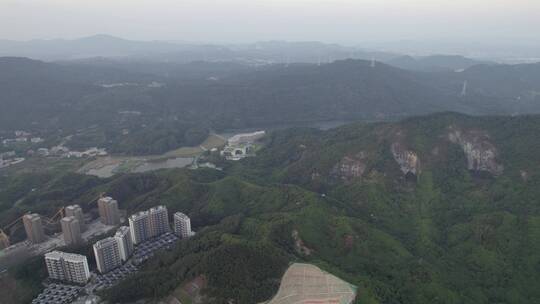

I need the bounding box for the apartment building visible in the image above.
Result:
[97,197,120,226]
[65,204,85,232]
[114,226,133,262]
[61,216,82,246]
[23,213,46,244]
[93,237,122,274]
[173,212,192,239]
[44,251,90,285]
[149,206,169,238]
[128,211,150,245]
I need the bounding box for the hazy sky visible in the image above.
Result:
[1,0,539,44]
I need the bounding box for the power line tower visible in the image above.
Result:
[461,80,468,97]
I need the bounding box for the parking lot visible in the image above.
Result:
[94,263,138,291]
[132,232,179,265]
[94,232,179,291]
[31,232,180,303]
[32,283,83,304]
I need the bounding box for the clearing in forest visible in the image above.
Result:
[266,263,357,304]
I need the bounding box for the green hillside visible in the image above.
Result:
[2,112,540,303]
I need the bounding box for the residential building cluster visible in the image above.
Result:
[0,129,109,170]
[60,204,87,247]
[40,197,194,290]
[129,205,169,245]
[1,130,42,146]
[20,204,87,247]
[92,205,172,274]
[33,145,108,158]
[0,150,25,168]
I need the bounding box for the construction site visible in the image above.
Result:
[0,194,119,272]
[265,263,357,304]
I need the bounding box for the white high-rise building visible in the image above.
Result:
[114,226,133,262]
[173,212,192,239]
[129,211,150,245]
[45,251,90,285]
[149,206,169,238]
[93,237,122,274]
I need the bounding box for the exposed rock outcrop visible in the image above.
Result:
[391,142,420,175]
[448,127,504,175]
[330,152,367,181]
[292,230,313,256]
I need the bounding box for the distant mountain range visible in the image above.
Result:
[0,35,393,64]
[1,56,540,137]
[0,35,499,73]
[386,55,493,72]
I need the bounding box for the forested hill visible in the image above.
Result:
[153,59,467,129]
[3,113,540,303]
[228,112,540,303]
[0,57,499,130]
[386,54,490,72]
[2,56,540,154]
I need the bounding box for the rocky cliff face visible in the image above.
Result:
[331,152,367,181]
[391,142,420,176]
[448,127,504,175]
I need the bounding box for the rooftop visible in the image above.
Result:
[174,212,190,220]
[61,216,77,223]
[115,226,130,236]
[45,251,88,263]
[98,197,116,204]
[149,205,167,212]
[93,237,118,249]
[129,211,149,220]
[24,213,41,220]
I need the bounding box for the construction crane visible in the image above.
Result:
[0,206,65,246]
[41,207,65,225]
[0,213,29,248]
[0,192,106,247]
[90,192,106,207]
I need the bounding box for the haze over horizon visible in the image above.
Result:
[1,0,539,46]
